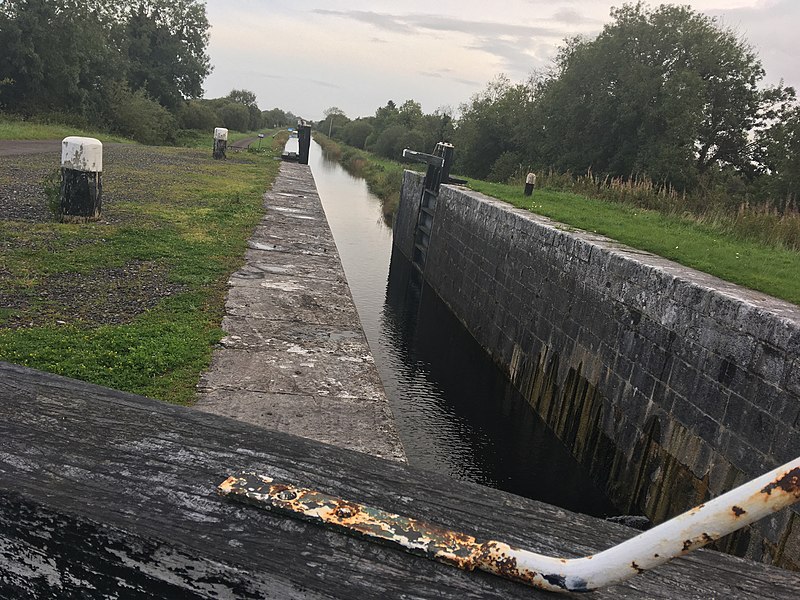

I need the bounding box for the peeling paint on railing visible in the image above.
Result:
[220,458,799,592]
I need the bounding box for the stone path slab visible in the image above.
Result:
[195,162,406,462]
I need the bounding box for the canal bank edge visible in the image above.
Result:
[395,170,800,569]
[195,162,406,463]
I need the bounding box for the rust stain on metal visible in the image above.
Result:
[688,503,705,515]
[681,532,715,553]
[631,561,644,574]
[477,541,545,588]
[760,467,800,497]
[731,505,746,517]
[218,473,485,571]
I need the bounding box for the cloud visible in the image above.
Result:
[551,8,599,25]
[311,9,566,77]
[312,9,415,34]
[467,38,540,75]
[419,70,481,87]
[709,0,800,89]
[311,9,558,39]
[243,70,343,90]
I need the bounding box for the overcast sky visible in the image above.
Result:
[203,0,799,121]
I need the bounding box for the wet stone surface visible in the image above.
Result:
[196,162,406,463]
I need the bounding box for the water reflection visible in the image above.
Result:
[309,140,618,517]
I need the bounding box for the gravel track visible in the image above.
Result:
[0,142,229,328]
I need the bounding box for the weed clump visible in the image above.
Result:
[42,168,61,218]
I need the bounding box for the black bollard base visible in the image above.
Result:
[524,182,534,196]
[213,139,227,160]
[298,125,311,165]
[59,167,102,223]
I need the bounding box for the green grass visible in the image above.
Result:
[0,114,134,143]
[0,141,283,404]
[470,180,800,305]
[0,114,278,149]
[176,128,280,149]
[0,294,218,402]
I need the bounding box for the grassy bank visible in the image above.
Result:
[470,180,800,305]
[511,170,800,253]
[0,113,272,150]
[0,139,283,403]
[0,114,134,143]
[175,128,281,149]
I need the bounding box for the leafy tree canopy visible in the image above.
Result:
[0,0,211,117]
[531,2,794,188]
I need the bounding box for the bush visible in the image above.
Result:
[341,120,373,149]
[398,130,425,157]
[372,124,408,159]
[488,151,523,183]
[217,102,250,132]
[108,84,177,145]
[177,100,218,131]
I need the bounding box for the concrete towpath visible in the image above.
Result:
[195,161,406,462]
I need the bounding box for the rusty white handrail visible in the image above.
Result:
[220,457,799,593]
[485,457,800,591]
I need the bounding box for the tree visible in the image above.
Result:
[0,0,121,115]
[108,82,176,144]
[217,102,250,132]
[225,88,262,130]
[365,100,400,149]
[322,106,347,136]
[263,107,294,128]
[227,89,257,107]
[124,1,211,108]
[453,76,535,180]
[530,2,791,189]
[341,119,373,149]
[0,0,212,134]
[398,100,423,128]
[420,107,455,150]
[758,104,800,205]
[176,99,218,130]
[373,124,408,159]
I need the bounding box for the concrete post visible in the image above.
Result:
[213,127,228,160]
[59,136,102,223]
[524,172,536,196]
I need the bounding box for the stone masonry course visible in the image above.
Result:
[396,170,800,569]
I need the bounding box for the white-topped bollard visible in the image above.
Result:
[60,136,103,223]
[524,172,536,197]
[213,127,228,160]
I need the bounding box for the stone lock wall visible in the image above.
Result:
[395,171,800,569]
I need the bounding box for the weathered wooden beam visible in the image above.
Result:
[0,361,797,598]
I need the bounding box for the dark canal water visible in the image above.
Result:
[309,140,618,517]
